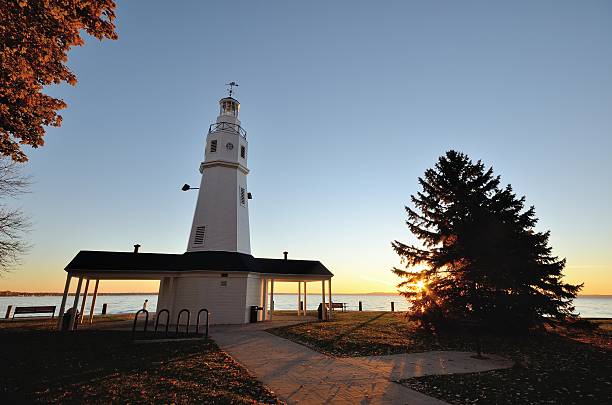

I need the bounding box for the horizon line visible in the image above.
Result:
[1,291,611,297]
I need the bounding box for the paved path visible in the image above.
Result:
[211,322,512,405]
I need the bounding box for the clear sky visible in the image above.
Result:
[2,1,611,294]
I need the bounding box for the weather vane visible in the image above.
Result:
[226,81,239,97]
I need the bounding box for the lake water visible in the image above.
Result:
[2,294,611,318]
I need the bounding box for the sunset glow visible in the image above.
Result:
[0,2,609,296]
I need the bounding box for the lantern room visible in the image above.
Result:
[219,97,240,118]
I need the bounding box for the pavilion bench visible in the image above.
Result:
[327,302,347,312]
[12,306,56,319]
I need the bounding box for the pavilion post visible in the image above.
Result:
[297,281,302,316]
[68,276,83,331]
[89,279,99,323]
[79,278,90,323]
[258,277,264,321]
[303,282,307,315]
[321,280,327,321]
[328,278,332,320]
[262,277,268,320]
[57,273,72,330]
[269,278,275,321]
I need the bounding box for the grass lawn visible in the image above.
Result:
[0,319,281,404]
[0,314,133,331]
[268,311,612,405]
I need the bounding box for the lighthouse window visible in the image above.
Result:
[220,100,239,117]
[194,226,206,245]
[239,187,246,206]
[210,140,217,153]
[240,145,246,158]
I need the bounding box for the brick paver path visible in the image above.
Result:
[211,321,512,405]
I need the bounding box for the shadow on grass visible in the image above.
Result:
[0,329,217,402]
[0,316,284,403]
[328,312,387,344]
[401,330,612,405]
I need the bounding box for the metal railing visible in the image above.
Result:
[132,308,210,340]
[196,308,210,338]
[154,309,170,335]
[209,122,247,139]
[132,309,149,339]
[176,309,191,336]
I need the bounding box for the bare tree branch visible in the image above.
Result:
[0,158,30,274]
[0,159,30,197]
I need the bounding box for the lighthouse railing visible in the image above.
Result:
[209,122,247,139]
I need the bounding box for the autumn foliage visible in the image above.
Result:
[0,0,118,162]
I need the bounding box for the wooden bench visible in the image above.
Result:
[327,302,347,312]
[12,306,56,319]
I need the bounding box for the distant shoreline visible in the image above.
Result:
[0,291,158,297]
[1,291,611,298]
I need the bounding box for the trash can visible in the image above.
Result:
[250,305,263,323]
[61,307,79,331]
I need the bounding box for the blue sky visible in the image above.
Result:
[4,0,612,293]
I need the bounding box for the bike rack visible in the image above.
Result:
[132,309,149,339]
[176,309,190,336]
[154,309,170,336]
[196,308,210,338]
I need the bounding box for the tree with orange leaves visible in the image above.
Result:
[0,0,118,162]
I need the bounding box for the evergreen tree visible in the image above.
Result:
[392,150,581,331]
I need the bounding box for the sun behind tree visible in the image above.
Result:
[392,150,582,332]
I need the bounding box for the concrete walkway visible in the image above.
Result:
[211,321,512,405]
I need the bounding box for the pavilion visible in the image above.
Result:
[58,249,333,329]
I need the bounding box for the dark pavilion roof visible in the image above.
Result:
[65,250,333,277]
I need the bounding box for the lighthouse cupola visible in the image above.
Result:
[216,81,241,125]
[219,97,240,120]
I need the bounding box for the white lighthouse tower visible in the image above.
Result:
[187,83,250,254]
[61,84,334,326]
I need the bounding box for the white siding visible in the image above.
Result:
[159,272,251,324]
[186,110,250,254]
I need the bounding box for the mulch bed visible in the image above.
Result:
[400,330,612,404]
[268,311,612,404]
[0,325,282,404]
